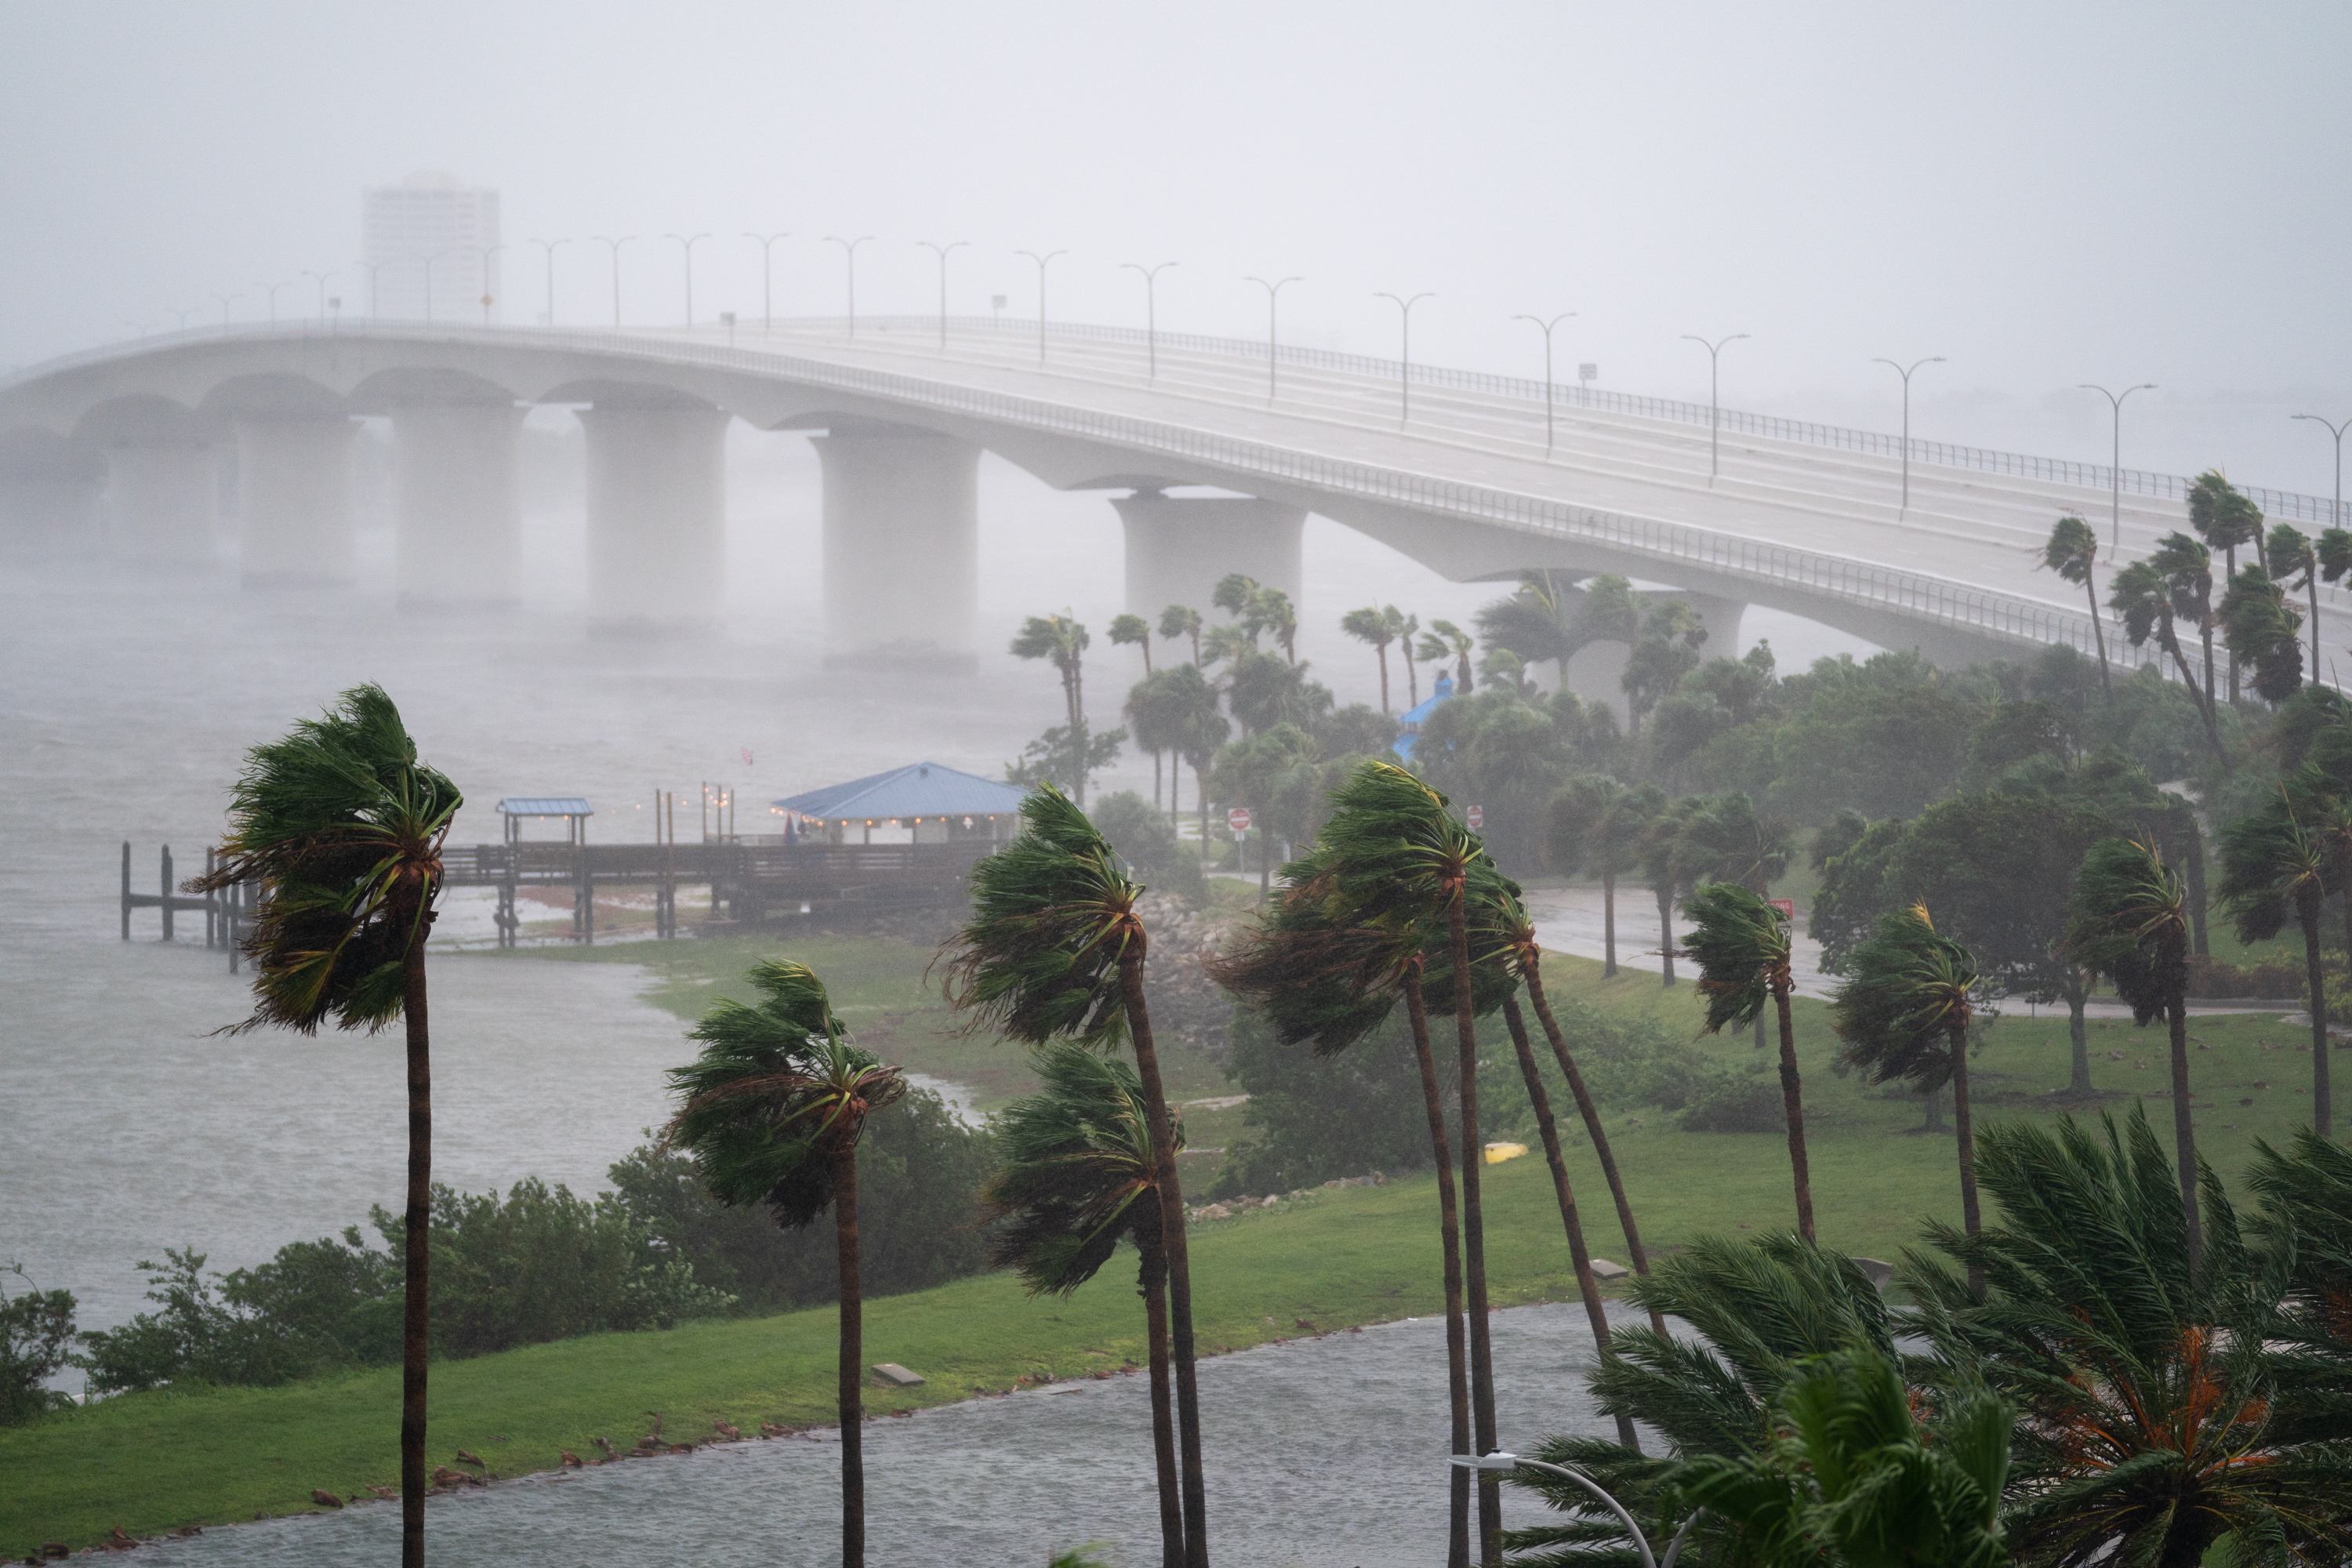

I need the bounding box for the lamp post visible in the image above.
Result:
[1016,249,1067,364]
[169,307,197,331]
[1374,291,1435,427]
[353,261,384,321]
[1871,354,1945,515]
[469,245,506,325]
[302,270,335,321]
[1120,260,1178,380]
[824,235,872,338]
[1680,333,1750,482]
[664,234,710,327]
[916,240,968,350]
[2079,382,2157,550]
[2292,413,2350,528]
[1452,1454,1702,1568]
[743,231,789,334]
[257,280,291,326]
[212,292,239,325]
[1245,274,1302,404]
[416,254,441,324]
[592,235,633,327]
[529,238,568,327]
[1512,311,1577,456]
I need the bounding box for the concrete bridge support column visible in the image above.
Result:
[1111,490,1306,618]
[103,442,218,567]
[579,406,730,634]
[813,427,982,668]
[393,403,524,607]
[236,416,358,586]
[0,439,107,558]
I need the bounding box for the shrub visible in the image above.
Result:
[1681,1073,1792,1134]
[0,1263,76,1425]
[1090,789,1207,906]
[2185,954,2304,1000]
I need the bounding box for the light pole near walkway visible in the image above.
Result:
[2080,381,2156,550]
[665,234,709,327]
[469,245,505,325]
[744,231,789,334]
[302,270,335,322]
[593,236,633,327]
[825,235,872,339]
[1512,311,1576,456]
[213,292,240,325]
[1375,291,1434,427]
[1245,274,1301,403]
[1453,1454,1704,1568]
[530,239,568,327]
[257,279,291,326]
[1121,260,1177,380]
[1681,332,1749,482]
[1871,354,1944,515]
[2292,413,2350,528]
[1017,249,1066,364]
[917,240,967,350]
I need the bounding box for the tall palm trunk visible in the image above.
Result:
[2064,971,2094,1097]
[1654,884,1675,987]
[1377,644,1391,713]
[1140,1236,1185,1568]
[1601,869,1617,977]
[399,942,431,1568]
[1501,996,1639,1450]
[2297,883,2332,1140]
[1522,965,1667,1338]
[835,1140,865,1568]
[1947,1017,1984,1298]
[2165,984,2202,1277]
[1119,950,1208,1568]
[2082,572,2112,699]
[2185,829,2210,957]
[1403,971,1472,1568]
[2307,572,2324,685]
[1446,900,1501,1564]
[1772,985,1817,1243]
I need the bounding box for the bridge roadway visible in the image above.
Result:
[4,315,2342,678]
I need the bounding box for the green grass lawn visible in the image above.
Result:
[9,938,2333,1555]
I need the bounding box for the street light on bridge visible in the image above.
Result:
[1681,332,1750,482]
[1120,260,1177,381]
[1375,291,1434,427]
[592,236,633,327]
[1016,249,1067,365]
[1871,354,1944,516]
[352,261,385,321]
[917,241,968,350]
[256,280,292,326]
[302,270,336,322]
[664,234,710,327]
[2292,413,2350,528]
[470,245,506,325]
[2079,381,2157,550]
[530,238,569,327]
[825,235,873,339]
[416,254,444,324]
[1245,274,1302,405]
[212,292,239,325]
[1512,310,1577,456]
[745,232,790,335]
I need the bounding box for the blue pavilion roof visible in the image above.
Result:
[1392,675,1457,760]
[774,762,1029,824]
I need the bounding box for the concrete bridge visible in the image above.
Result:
[5,316,2343,675]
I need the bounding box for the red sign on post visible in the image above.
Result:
[1465,804,1485,830]
[1769,898,1795,920]
[1228,807,1253,833]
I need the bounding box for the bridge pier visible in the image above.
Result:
[1111,489,1305,618]
[814,426,981,668]
[0,443,107,558]
[580,405,730,634]
[393,403,524,607]
[236,415,358,586]
[103,441,219,567]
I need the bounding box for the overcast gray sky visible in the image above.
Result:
[4,0,2346,485]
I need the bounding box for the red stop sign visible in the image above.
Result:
[1465,804,1484,830]
[1228,807,1253,833]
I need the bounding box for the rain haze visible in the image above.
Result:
[5,2,2352,1563]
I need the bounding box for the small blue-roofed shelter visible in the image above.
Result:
[498,797,593,847]
[1390,674,1455,762]
[774,762,1029,847]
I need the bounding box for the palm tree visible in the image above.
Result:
[1388,606,1423,706]
[191,684,460,1568]
[2219,561,2307,703]
[663,960,906,1568]
[1638,796,1704,988]
[1012,612,1091,728]
[2063,836,2202,1272]
[1828,904,1985,1284]
[2149,531,2219,712]
[1417,618,1475,694]
[2038,514,2111,699]
[1911,1107,2352,1566]
[2189,469,2264,702]
[1108,612,1153,676]
[1340,604,1399,712]
[2265,521,2328,686]
[2218,789,2332,1138]
[1210,723,1319,898]
[1157,603,1203,666]
[1477,646,1534,699]
[1622,601,1707,737]
[1475,570,1576,689]
[2110,555,2223,755]
[939,786,1210,1568]
[984,1043,1189,1568]
[1210,571,1258,623]
[1127,665,1210,815]
[1679,882,1815,1242]
[1255,587,1300,666]
[1544,775,1661,978]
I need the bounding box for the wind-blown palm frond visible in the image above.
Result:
[984,1043,1179,1294]
[2245,1129,2352,1448]
[194,683,462,1033]
[1679,881,1791,1034]
[2063,837,2187,1027]
[1831,905,1978,1094]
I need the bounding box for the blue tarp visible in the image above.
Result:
[774,762,1029,825]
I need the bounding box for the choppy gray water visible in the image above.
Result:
[118,1301,1619,1567]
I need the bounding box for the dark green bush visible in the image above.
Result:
[1681,1073,1791,1134]
[1,1264,77,1425]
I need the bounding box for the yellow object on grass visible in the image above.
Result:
[1483,1142,1528,1164]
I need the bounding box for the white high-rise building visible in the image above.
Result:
[361,172,502,323]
